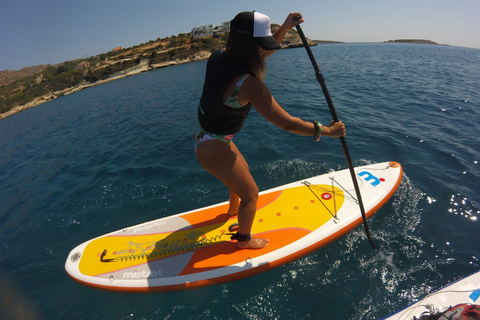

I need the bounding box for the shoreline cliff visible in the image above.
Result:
[2,24,325,121]
[0,51,212,120]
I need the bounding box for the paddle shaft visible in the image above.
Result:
[294,20,376,249]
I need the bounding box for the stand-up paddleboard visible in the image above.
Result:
[382,271,480,320]
[65,161,402,293]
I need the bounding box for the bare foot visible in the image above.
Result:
[236,237,269,249]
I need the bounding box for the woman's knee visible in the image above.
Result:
[240,183,259,204]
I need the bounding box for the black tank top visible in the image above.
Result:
[198,49,253,135]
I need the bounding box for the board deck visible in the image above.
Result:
[382,271,480,320]
[65,161,402,293]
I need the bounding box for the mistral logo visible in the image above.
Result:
[123,269,162,279]
[358,171,383,187]
[133,221,166,234]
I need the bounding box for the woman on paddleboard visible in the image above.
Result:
[195,11,346,249]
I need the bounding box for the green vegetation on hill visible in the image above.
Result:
[0,24,315,118]
[384,39,439,45]
[0,33,227,115]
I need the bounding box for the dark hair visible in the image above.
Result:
[226,31,267,81]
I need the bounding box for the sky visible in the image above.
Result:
[1,0,479,71]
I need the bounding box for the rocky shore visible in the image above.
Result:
[2,34,443,121]
[0,51,212,120]
[0,24,319,121]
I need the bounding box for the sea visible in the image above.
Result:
[1,43,479,320]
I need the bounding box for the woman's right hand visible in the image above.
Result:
[283,12,303,29]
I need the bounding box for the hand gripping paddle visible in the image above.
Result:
[293,16,376,249]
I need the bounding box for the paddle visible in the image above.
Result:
[293,16,376,249]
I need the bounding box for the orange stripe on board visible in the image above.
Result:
[181,190,282,227]
[179,228,310,275]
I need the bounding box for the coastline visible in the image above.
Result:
[0,51,211,121]
[6,37,447,121]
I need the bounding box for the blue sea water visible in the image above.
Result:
[1,43,479,320]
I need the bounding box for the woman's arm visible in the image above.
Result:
[273,13,304,44]
[239,76,345,137]
[263,13,304,58]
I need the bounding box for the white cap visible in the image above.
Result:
[230,11,281,50]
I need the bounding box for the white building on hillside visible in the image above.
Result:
[217,21,230,33]
[192,24,214,39]
[192,21,230,39]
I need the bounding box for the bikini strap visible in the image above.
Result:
[227,73,251,103]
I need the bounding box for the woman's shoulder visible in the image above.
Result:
[240,75,270,101]
[243,75,264,88]
[209,48,226,60]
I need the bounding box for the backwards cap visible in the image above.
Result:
[230,11,281,50]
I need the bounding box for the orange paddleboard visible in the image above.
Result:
[65,161,402,293]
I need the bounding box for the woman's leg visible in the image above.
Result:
[228,190,240,216]
[196,139,268,249]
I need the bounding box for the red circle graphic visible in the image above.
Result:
[321,193,332,200]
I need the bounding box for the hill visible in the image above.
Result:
[384,39,439,45]
[0,25,319,120]
[0,65,51,86]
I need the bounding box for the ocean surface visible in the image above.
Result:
[1,43,479,320]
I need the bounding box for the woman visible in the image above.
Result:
[195,11,346,249]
